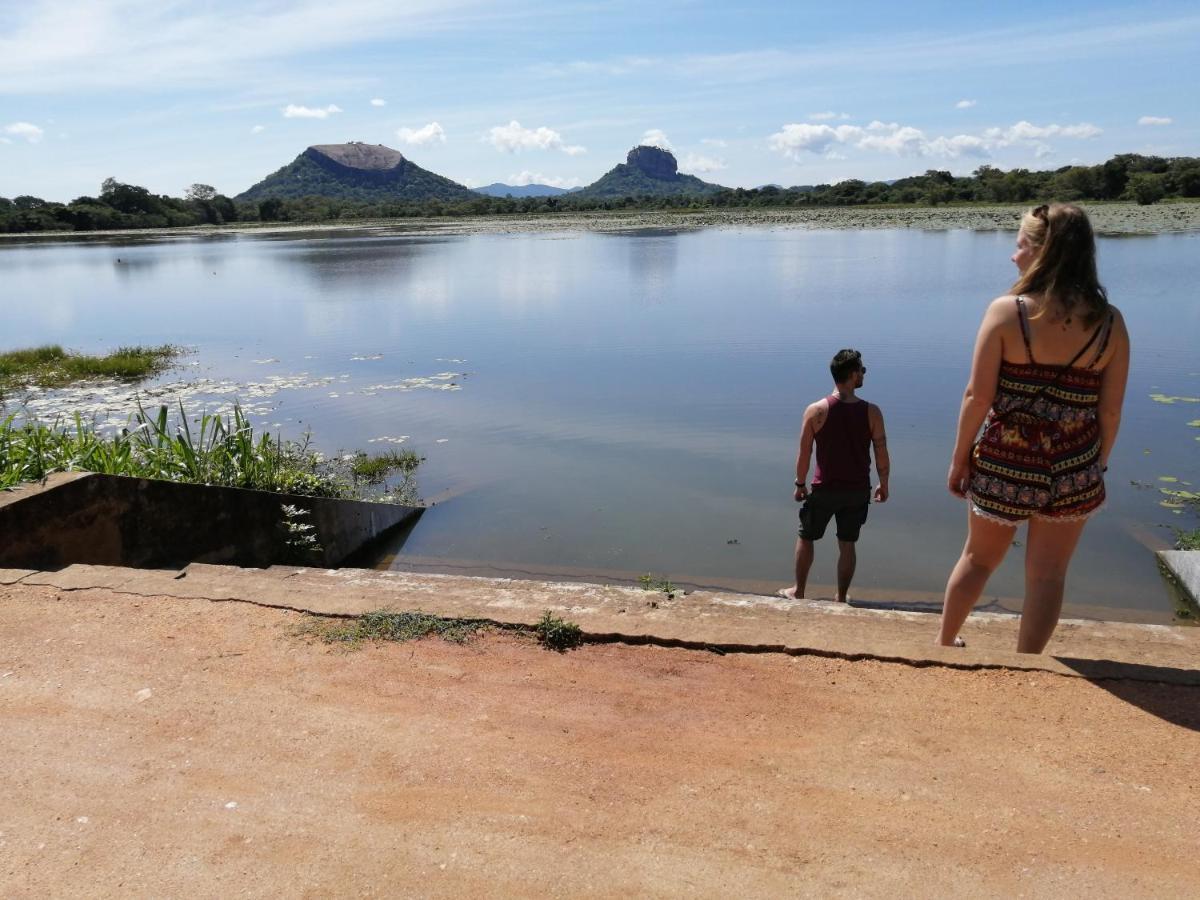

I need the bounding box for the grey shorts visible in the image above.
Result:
[798,487,871,542]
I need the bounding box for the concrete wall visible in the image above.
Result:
[0,472,421,570]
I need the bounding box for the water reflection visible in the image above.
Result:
[1,226,1196,623]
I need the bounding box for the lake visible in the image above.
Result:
[3,222,1197,622]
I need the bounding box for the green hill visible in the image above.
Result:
[574,146,725,199]
[236,143,476,203]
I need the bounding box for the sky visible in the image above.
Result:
[1,0,1196,201]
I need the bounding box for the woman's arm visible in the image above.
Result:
[1097,308,1130,469]
[948,298,1007,497]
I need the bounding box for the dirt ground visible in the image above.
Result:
[2,584,1197,899]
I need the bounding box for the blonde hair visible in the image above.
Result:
[1011,203,1109,327]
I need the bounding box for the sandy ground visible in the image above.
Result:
[2,583,1197,899]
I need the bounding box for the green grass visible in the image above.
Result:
[299,610,485,645]
[0,402,393,498]
[0,344,180,395]
[1177,528,1200,551]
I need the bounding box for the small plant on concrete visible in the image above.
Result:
[637,572,677,598]
[279,503,323,564]
[535,610,583,651]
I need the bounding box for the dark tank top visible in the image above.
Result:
[813,396,872,491]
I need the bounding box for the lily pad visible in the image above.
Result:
[1159,476,1178,482]
[1150,393,1200,404]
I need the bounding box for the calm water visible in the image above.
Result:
[3,225,1198,622]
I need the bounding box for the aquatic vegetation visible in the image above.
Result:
[0,403,412,501]
[350,449,421,484]
[0,344,180,397]
[1149,393,1200,404]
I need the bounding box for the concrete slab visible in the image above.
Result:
[1158,550,1200,615]
[0,568,36,585]
[23,562,1200,684]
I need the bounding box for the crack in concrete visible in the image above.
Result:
[25,580,1199,686]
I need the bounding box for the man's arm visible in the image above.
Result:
[794,400,826,501]
[868,403,889,502]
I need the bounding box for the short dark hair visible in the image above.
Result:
[830,349,863,383]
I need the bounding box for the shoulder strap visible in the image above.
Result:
[1087,311,1115,368]
[1015,296,1034,363]
[1065,316,1105,370]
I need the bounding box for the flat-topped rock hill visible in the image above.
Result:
[574,145,726,199]
[236,141,476,203]
[308,142,406,170]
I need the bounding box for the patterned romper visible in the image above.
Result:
[969,297,1114,524]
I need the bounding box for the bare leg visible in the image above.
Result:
[834,540,856,602]
[937,508,1018,646]
[1018,517,1088,654]
[779,538,816,600]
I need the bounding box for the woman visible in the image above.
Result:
[939,203,1130,653]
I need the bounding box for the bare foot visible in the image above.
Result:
[776,587,799,600]
[833,595,849,604]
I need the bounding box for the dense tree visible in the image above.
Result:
[185,183,218,201]
[1128,172,1166,205]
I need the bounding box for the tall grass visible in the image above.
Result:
[1,403,350,497]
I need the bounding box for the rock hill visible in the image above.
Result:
[574,146,725,199]
[236,142,476,203]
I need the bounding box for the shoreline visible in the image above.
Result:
[3,201,1200,241]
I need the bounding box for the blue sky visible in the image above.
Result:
[1,0,1196,201]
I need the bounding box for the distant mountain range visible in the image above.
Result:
[236,143,477,203]
[573,146,726,199]
[473,183,578,198]
[236,142,730,204]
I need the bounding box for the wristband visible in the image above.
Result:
[794,480,805,488]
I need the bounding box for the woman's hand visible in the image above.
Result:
[947,460,971,498]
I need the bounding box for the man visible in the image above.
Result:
[778,349,889,602]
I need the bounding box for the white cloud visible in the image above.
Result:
[370,98,387,107]
[488,120,585,155]
[700,137,727,148]
[955,99,977,109]
[809,111,850,121]
[282,104,342,119]
[639,129,673,151]
[250,124,265,134]
[768,123,864,158]
[4,121,44,143]
[679,153,727,175]
[397,121,446,145]
[769,118,1101,162]
[1138,115,1172,126]
[0,3,502,94]
[508,170,583,189]
[985,120,1101,141]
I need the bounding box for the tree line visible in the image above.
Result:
[3,154,1198,234]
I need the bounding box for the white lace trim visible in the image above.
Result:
[969,505,1020,527]
[969,500,1106,526]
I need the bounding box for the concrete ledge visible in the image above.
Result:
[16,562,1200,684]
[0,473,421,570]
[1157,550,1200,623]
